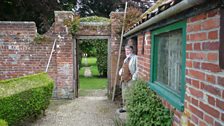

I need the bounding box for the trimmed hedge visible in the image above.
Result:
[126,80,173,126]
[0,73,54,125]
[0,119,8,126]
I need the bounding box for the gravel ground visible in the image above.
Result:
[28,89,119,126]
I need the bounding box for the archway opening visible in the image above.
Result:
[74,36,111,98]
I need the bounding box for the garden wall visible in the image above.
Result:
[0,11,74,99]
[0,22,55,80]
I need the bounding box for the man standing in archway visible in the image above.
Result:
[119,44,138,113]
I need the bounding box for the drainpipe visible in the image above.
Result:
[123,0,206,37]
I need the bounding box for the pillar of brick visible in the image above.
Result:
[109,12,125,96]
[53,11,75,99]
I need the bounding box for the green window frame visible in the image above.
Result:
[149,20,186,111]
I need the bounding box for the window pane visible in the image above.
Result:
[156,29,182,94]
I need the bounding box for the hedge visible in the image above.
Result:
[94,39,108,77]
[0,73,54,125]
[0,119,8,126]
[126,80,173,126]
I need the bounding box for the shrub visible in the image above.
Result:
[0,73,54,126]
[64,16,80,35]
[0,119,8,126]
[126,80,173,126]
[71,16,80,35]
[94,39,108,77]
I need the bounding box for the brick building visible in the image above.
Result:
[123,0,224,125]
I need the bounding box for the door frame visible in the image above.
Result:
[73,35,111,98]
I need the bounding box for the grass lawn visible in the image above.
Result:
[79,57,107,91]
[81,57,97,67]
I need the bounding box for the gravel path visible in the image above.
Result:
[29,89,119,126]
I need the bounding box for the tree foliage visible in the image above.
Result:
[76,0,123,18]
[125,6,142,32]
[0,0,76,34]
[79,40,96,57]
[0,0,156,33]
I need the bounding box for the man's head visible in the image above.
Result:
[125,45,133,57]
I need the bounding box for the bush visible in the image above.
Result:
[79,40,96,57]
[0,119,8,126]
[0,73,54,126]
[126,80,173,126]
[94,39,108,77]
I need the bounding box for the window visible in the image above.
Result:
[149,21,186,111]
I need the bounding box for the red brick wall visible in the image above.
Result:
[0,11,75,99]
[137,32,151,81]
[185,8,223,126]
[0,22,56,80]
[53,11,74,99]
[136,8,224,125]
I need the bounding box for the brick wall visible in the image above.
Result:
[185,8,224,126]
[53,11,74,99]
[0,11,122,99]
[137,32,151,81]
[136,8,224,126]
[0,22,56,80]
[0,11,75,99]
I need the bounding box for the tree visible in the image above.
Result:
[0,0,156,33]
[0,0,76,34]
[125,6,142,32]
[76,0,123,17]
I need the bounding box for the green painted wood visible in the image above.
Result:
[149,20,186,111]
[149,82,184,111]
